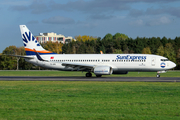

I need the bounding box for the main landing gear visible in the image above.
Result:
[86,72,92,77]
[85,73,102,77]
[96,75,102,77]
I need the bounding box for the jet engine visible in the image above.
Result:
[94,66,113,75]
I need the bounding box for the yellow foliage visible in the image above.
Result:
[52,42,63,54]
[142,47,151,54]
[156,45,164,56]
[44,42,63,54]
[75,35,97,42]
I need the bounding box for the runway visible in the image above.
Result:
[0,76,180,82]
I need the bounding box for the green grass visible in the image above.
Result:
[0,70,179,77]
[0,81,180,119]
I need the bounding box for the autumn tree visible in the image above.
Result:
[156,45,165,56]
[0,46,28,70]
[42,41,63,54]
[142,47,151,54]
[75,35,97,42]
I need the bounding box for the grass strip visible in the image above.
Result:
[0,81,180,119]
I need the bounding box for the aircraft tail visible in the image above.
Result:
[19,25,55,55]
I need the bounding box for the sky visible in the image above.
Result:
[1,0,180,53]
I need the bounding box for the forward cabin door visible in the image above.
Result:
[151,57,156,66]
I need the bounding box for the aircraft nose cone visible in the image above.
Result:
[171,62,176,68]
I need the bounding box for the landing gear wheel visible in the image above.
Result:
[156,74,160,78]
[86,73,92,77]
[96,75,102,77]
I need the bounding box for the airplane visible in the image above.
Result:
[19,25,176,78]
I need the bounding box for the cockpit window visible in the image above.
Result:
[161,59,169,61]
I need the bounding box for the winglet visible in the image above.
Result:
[100,51,103,54]
[33,49,48,61]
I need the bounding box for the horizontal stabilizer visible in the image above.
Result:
[4,54,34,59]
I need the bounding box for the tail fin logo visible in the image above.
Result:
[22,31,40,47]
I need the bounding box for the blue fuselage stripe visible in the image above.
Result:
[25,51,57,55]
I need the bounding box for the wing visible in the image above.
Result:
[61,62,95,71]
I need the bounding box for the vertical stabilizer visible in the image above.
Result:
[19,25,55,55]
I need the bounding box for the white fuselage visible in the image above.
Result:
[19,25,176,77]
[25,54,176,73]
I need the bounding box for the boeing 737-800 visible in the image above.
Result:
[19,25,176,78]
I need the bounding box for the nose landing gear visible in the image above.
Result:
[156,71,166,78]
[156,74,160,78]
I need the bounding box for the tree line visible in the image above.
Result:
[0,33,180,70]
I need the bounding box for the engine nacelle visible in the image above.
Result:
[112,71,128,74]
[94,66,113,75]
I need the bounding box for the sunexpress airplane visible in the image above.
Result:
[19,25,176,78]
